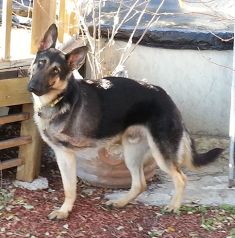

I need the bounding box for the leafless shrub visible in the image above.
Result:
[70,0,164,79]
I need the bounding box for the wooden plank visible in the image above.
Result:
[2,0,13,60]
[0,69,18,79]
[0,66,29,79]
[0,136,32,150]
[0,113,30,125]
[17,104,42,182]
[31,0,56,54]
[69,11,79,36]
[0,77,32,107]
[0,158,23,170]
[58,0,66,42]
[0,58,32,70]
[58,0,79,42]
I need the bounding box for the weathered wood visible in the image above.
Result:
[69,11,79,36]
[0,58,32,70]
[31,0,56,54]
[0,136,32,150]
[17,104,42,182]
[0,113,30,125]
[58,0,80,43]
[0,158,23,170]
[2,0,13,60]
[0,66,29,80]
[0,77,32,107]
[58,0,66,42]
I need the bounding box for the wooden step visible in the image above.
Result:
[0,136,32,150]
[0,158,23,170]
[0,112,30,125]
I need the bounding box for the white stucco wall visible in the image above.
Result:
[126,44,232,136]
[99,40,233,136]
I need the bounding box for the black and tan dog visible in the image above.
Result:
[28,24,223,220]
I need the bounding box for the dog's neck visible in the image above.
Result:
[33,90,64,111]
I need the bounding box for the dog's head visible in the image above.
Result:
[28,24,88,97]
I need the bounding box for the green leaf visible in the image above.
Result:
[219,204,235,215]
[230,228,235,237]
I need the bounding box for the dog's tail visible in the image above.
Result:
[181,131,224,169]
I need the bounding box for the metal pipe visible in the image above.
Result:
[228,22,235,187]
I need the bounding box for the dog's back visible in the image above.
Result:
[69,77,182,141]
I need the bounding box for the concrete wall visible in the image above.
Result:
[100,41,233,136]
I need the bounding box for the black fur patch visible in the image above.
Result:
[49,76,184,158]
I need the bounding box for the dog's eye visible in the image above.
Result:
[38,60,46,66]
[53,67,59,74]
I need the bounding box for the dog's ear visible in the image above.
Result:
[38,24,58,52]
[66,46,88,71]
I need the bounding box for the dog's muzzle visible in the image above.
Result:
[28,81,46,96]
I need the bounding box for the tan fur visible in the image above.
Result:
[177,131,197,171]
[164,164,187,212]
[106,126,149,207]
[106,126,189,212]
[48,148,77,220]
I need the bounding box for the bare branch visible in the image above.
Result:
[197,47,235,72]
[116,0,165,68]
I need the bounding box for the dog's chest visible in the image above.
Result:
[33,100,67,147]
[34,111,59,145]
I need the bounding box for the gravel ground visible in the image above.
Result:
[0,133,235,238]
[0,118,234,237]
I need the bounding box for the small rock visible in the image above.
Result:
[63,224,69,229]
[13,177,48,190]
[81,188,96,196]
[116,226,124,230]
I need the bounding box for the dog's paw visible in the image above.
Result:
[105,199,127,208]
[164,204,180,213]
[48,210,69,220]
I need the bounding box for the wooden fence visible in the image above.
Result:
[0,0,78,181]
[0,76,41,182]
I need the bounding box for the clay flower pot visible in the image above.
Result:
[76,139,156,188]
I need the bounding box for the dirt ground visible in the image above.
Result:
[0,142,235,238]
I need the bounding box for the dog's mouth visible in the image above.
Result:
[31,90,45,97]
[28,83,49,97]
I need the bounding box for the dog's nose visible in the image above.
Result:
[28,85,35,92]
[28,83,44,96]
[28,83,40,94]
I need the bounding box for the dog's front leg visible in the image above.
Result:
[48,149,77,220]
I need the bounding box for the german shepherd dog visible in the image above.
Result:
[28,24,223,220]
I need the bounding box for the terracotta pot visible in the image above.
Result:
[76,140,157,188]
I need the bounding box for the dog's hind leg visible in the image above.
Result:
[164,164,187,212]
[140,159,147,192]
[106,126,148,208]
[48,148,77,220]
[147,133,187,212]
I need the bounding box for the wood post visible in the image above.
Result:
[30,0,57,54]
[58,0,66,42]
[58,0,80,43]
[16,104,42,182]
[2,0,13,60]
